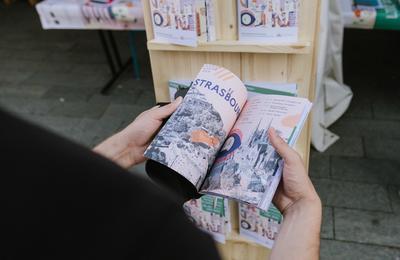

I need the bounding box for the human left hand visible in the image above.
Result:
[93,97,182,168]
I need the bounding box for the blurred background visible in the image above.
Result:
[0,0,399,259]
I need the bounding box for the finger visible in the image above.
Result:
[268,128,299,164]
[150,96,183,120]
[149,105,161,111]
[136,105,160,119]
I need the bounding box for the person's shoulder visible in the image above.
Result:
[143,203,221,260]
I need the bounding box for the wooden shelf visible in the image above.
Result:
[225,230,259,244]
[142,0,320,259]
[148,39,312,54]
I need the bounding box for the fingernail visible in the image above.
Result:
[269,127,276,135]
[174,96,183,104]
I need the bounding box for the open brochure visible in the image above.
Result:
[145,64,312,210]
[239,203,282,249]
[183,195,231,243]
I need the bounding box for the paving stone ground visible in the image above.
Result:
[1,3,400,259]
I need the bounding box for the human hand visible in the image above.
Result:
[93,97,183,168]
[269,128,322,260]
[268,128,321,216]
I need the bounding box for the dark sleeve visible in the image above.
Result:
[148,207,221,260]
[0,108,220,260]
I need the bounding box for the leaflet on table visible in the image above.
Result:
[36,0,144,30]
[36,0,86,29]
[340,0,378,29]
[238,0,299,43]
[239,203,282,249]
[183,195,231,243]
[200,94,312,210]
[145,64,248,190]
[150,0,198,47]
[356,0,383,8]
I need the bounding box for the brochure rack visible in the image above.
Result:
[141,1,320,259]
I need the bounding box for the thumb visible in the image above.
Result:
[151,96,183,120]
[268,128,299,164]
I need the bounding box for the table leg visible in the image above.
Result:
[107,30,123,68]
[99,30,132,95]
[99,30,116,75]
[128,31,141,80]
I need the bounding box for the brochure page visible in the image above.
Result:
[145,64,247,190]
[201,95,311,208]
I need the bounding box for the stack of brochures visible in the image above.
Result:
[183,194,283,249]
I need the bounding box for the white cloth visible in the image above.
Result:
[311,0,353,152]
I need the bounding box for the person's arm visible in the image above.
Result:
[93,97,182,168]
[268,128,322,260]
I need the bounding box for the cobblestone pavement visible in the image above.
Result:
[1,3,400,259]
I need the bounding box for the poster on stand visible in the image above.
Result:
[150,0,198,46]
[238,0,299,43]
[239,203,282,249]
[183,195,231,243]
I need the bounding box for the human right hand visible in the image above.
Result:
[268,128,321,216]
[269,128,322,260]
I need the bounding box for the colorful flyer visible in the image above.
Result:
[238,0,299,42]
[150,0,198,46]
[183,195,231,243]
[239,203,282,248]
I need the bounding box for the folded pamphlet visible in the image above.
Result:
[183,195,231,243]
[239,203,282,249]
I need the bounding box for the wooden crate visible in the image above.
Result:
[141,0,321,259]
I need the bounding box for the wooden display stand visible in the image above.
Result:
[141,1,320,259]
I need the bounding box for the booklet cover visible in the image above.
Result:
[145,64,312,210]
[150,0,197,46]
[239,203,282,249]
[238,0,299,43]
[183,195,231,243]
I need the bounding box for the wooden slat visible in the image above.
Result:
[148,39,311,54]
[148,50,241,102]
[141,0,154,40]
[215,0,237,40]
